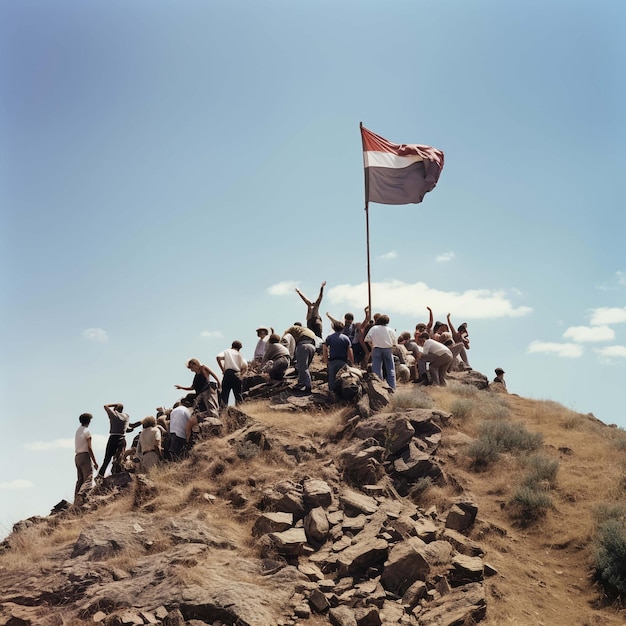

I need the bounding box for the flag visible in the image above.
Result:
[361,125,444,205]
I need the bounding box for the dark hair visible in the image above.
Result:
[268,333,281,344]
[332,320,344,332]
[344,313,354,321]
[231,340,243,350]
[399,331,411,342]
[79,413,93,426]
[419,332,430,340]
[376,314,390,326]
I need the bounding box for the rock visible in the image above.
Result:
[253,512,294,536]
[417,582,486,626]
[339,489,379,516]
[336,537,389,577]
[449,554,484,586]
[445,499,478,532]
[303,479,333,508]
[392,442,444,483]
[304,507,330,545]
[380,538,431,595]
[269,527,309,556]
[352,414,416,455]
[354,606,382,625]
[329,605,358,626]
[309,588,331,613]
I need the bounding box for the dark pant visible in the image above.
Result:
[74,452,93,500]
[221,369,243,405]
[98,434,125,477]
[168,434,188,460]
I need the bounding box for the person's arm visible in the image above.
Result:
[347,345,354,366]
[446,313,457,335]
[322,343,329,364]
[86,433,99,471]
[185,415,197,441]
[174,383,193,391]
[216,354,225,373]
[326,312,341,326]
[313,281,327,306]
[426,307,433,332]
[239,356,248,376]
[361,305,371,327]
[295,288,312,306]
[200,364,220,384]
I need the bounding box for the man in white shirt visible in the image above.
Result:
[74,413,98,502]
[216,340,248,406]
[168,396,194,459]
[364,314,398,390]
[416,332,454,386]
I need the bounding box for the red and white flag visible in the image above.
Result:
[361,125,444,205]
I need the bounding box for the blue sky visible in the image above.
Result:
[1,0,625,536]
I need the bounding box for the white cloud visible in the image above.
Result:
[25,438,74,451]
[436,251,455,262]
[327,280,532,319]
[562,325,615,343]
[83,328,108,343]
[594,345,626,359]
[589,307,626,326]
[267,281,299,296]
[527,341,583,358]
[596,271,626,291]
[200,330,223,339]
[0,480,34,490]
[379,251,397,260]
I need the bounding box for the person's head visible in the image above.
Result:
[268,333,281,344]
[344,313,354,323]
[332,320,344,332]
[415,323,427,333]
[115,403,124,412]
[181,395,195,408]
[458,323,468,332]
[79,413,93,426]
[495,367,505,377]
[186,358,201,372]
[398,331,411,342]
[294,321,302,327]
[417,331,430,345]
[376,314,390,326]
[142,416,156,428]
[256,327,269,338]
[231,340,243,350]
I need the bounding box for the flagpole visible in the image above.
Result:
[360,122,372,314]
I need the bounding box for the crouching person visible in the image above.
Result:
[137,416,162,472]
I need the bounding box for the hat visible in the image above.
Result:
[256,327,270,334]
[495,368,505,375]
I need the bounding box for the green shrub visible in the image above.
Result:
[593,518,626,599]
[447,382,479,398]
[520,454,559,489]
[467,438,501,469]
[450,398,475,419]
[390,389,434,410]
[510,485,553,521]
[593,503,626,526]
[477,420,543,453]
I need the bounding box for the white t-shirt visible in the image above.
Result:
[218,348,247,372]
[422,339,453,358]
[169,406,192,439]
[75,425,92,454]
[365,325,397,349]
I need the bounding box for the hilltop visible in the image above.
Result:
[1,366,626,626]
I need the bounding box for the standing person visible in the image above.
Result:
[253,327,271,362]
[364,314,397,390]
[447,313,471,370]
[98,403,131,478]
[175,358,221,415]
[416,332,454,386]
[168,396,194,460]
[216,340,248,406]
[323,320,354,392]
[284,324,317,394]
[325,311,356,342]
[137,416,162,472]
[74,413,98,502]
[295,281,326,338]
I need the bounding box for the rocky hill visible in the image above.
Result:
[1,364,626,626]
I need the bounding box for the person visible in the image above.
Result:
[284,324,317,394]
[325,311,356,342]
[447,314,471,369]
[323,320,354,392]
[416,332,453,386]
[493,368,507,391]
[261,333,291,380]
[98,403,134,478]
[253,327,271,362]
[168,396,195,459]
[216,340,248,406]
[175,358,221,415]
[137,416,162,472]
[74,413,98,502]
[353,306,372,368]
[295,281,326,338]
[364,314,397,390]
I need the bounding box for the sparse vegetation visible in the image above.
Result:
[509,485,554,521]
[593,517,626,600]
[389,388,434,409]
[450,398,474,419]
[519,454,559,489]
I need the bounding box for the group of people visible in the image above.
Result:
[73,280,504,502]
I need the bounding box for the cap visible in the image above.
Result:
[495,368,505,375]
